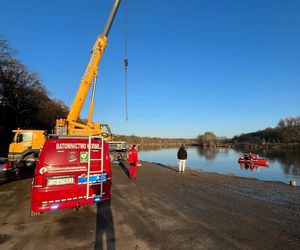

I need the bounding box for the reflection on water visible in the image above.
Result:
[139,146,300,185]
[196,147,218,160]
[196,147,235,160]
[239,163,269,172]
[265,149,300,176]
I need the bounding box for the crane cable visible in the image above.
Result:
[124,0,129,121]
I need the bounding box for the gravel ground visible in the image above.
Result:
[0,161,299,250]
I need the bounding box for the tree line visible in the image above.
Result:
[114,134,196,147]
[231,117,300,144]
[196,132,228,147]
[196,117,300,147]
[0,38,69,155]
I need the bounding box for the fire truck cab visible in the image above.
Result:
[31,135,111,215]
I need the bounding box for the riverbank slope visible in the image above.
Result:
[0,161,299,249]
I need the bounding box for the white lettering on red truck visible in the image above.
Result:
[55,143,100,150]
[48,166,87,173]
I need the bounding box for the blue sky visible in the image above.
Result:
[1,0,299,138]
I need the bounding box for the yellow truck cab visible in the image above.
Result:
[8,129,46,169]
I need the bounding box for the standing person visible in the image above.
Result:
[177,144,187,173]
[128,144,139,179]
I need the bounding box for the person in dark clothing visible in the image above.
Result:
[177,144,187,173]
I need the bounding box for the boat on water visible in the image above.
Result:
[238,158,269,166]
[238,153,269,166]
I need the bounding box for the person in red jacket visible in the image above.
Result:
[128,144,139,179]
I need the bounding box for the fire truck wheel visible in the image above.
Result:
[119,152,128,161]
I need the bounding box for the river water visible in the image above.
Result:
[1,148,299,186]
[139,146,300,185]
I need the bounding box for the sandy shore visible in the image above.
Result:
[0,161,299,249]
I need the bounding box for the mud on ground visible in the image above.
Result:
[0,161,299,250]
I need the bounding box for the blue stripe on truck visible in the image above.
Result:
[78,173,107,184]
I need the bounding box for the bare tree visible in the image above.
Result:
[0,37,69,155]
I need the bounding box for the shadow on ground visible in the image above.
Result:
[117,161,130,179]
[0,166,35,186]
[94,200,115,250]
[152,162,178,173]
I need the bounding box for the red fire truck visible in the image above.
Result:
[31,135,111,215]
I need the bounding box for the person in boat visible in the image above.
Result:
[249,152,255,160]
[241,153,250,161]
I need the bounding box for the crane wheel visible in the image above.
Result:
[109,153,115,162]
[23,153,37,167]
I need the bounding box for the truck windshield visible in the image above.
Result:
[15,132,33,143]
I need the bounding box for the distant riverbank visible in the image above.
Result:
[188,142,300,150]
[230,142,300,150]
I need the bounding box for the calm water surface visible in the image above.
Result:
[139,147,300,185]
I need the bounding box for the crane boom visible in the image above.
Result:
[67,0,121,124]
[56,0,121,137]
[66,35,107,123]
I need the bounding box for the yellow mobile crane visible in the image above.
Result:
[55,0,128,161]
[56,0,120,137]
[7,0,127,171]
[56,0,120,138]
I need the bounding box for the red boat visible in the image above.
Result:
[238,158,269,166]
[238,154,269,166]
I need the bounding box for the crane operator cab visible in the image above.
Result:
[55,119,113,141]
[100,124,113,140]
